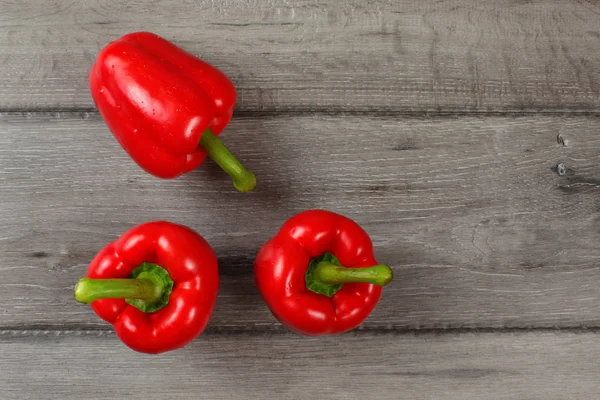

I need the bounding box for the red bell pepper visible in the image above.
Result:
[89,32,256,192]
[254,209,393,335]
[73,221,219,354]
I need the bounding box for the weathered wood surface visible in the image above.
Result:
[2,1,600,397]
[1,331,598,399]
[1,113,598,330]
[1,0,600,112]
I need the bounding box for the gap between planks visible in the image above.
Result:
[2,326,600,337]
[2,109,600,118]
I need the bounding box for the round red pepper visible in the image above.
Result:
[74,221,219,354]
[254,209,393,335]
[89,31,256,192]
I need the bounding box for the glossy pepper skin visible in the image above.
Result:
[254,210,393,335]
[74,221,219,354]
[89,32,255,191]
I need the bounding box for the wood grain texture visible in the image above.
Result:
[0,330,598,399]
[1,0,600,112]
[1,113,599,330]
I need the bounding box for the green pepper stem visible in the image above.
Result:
[74,277,163,304]
[313,262,393,286]
[199,128,256,192]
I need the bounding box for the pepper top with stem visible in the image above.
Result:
[254,208,396,336]
[75,221,220,354]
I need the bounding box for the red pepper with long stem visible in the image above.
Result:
[89,31,255,192]
[254,209,393,335]
[73,221,219,354]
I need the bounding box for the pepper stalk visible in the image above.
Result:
[305,252,393,297]
[199,128,256,192]
[74,262,174,313]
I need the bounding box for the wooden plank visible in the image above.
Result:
[1,0,600,112]
[1,113,599,330]
[1,331,599,399]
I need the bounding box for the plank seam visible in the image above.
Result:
[2,326,600,337]
[2,109,600,118]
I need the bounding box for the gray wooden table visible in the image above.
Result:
[1,1,599,398]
